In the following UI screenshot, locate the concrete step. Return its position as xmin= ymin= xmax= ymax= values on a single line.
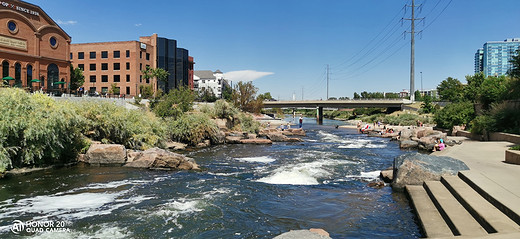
xmin=459 ymin=171 xmax=520 ymax=225
xmin=442 ymin=176 xmax=520 ymax=234
xmin=406 ymin=185 xmax=453 ymax=238
xmin=424 ymin=181 xmax=488 ymax=237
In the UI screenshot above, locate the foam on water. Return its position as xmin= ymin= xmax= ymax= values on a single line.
xmin=318 ymin=130 xmax=386 ymax=149
xmin=31 ymin=223 xmax=130 ymax=239
xmin=345 ymin=170 xmax=381 ymax=181
xmin=236 ymin=156 xmax=276 ymax=163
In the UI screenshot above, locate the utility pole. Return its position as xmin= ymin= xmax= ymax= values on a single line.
xmin=404 ymin=0 xmax=423 ymax=102
xmin=420 ymin=71 xmax=423 ymax=92
xmin=326 ymin=64 xmax=329 ymax=100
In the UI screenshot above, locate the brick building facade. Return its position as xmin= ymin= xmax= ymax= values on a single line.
xmin=0 ymin=0 xmax=71 ymax=92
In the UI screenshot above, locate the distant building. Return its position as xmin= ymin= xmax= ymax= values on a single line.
xmin=475 ymin=38 xmax=520 ymax=76
xmin=71 ymin=34 xmax=193 ymax=96
xmin=399 ymin=89 xmax=410 ymax=98
xmin=193 ymin=70 xmax=228 ymax=98
xmin=419 ymin=89 xmax=438 ymax=99
xmin=474 ymin=48 xmax=484 ymax=73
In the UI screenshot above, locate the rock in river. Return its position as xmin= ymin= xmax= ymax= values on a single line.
xmin=86 ymin=144 xmax=127 ymax=165
xmin=125 ymin=147 xmax=199 ymax=170
xmin=391 ymin=153 xmax=469 ymax=190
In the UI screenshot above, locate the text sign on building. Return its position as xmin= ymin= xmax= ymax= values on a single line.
xmin=0 ymin=1 xmax=39 ymax=16
xmin=0 ymin=35 xmax=27 ymax=50
xmin=140 ymin=43 xmax=146 ymax=50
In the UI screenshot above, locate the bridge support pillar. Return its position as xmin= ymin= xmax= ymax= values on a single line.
xmin=316 ymin=106 xmax=323 ymax=125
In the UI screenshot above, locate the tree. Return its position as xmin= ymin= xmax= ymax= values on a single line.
xmin=478 ymin=75 xmax=508 ymax=109
xmin=421 ymin=95 xmax=435 ymax=113
xmin=506 ymin=49 xmax=520 ymax=99
xmin=464 ymin=73 xmax=485 ymax=102
xmin=232 ymin=81 xmax=262 ymax=113
xmin=437 ymin=77 xmax=464 ymax=102
xmin=142 ymin=66 xmax=170 ymax=95
xmin=109 ymin=83 xmax=120 ymax=95
xmin=360 ymin=91 xmax=369 ymax=99
xmin=222 ymin=86 xmax=232 ymax=101
xmin=508 ymin=49 xmax=520 ymax=79
xmin=434 ymin=101 xmax=475 ymax=129
xmin=414 ymin=90 xmax=423 ymax=101
xmin=198 ymin=88 xmax=217 ymax=102
xmin=258 ymin=92 xmax=274 ymax=101
xmin=139 ymin=85 xmax=154 ymax=99
xmin=353 ymin=92 xmax=361 ymax=99
xmin=70 ymin=64 xmax=85 ymax=92
xmin=385 ymin=92 xmax=399 ymax=99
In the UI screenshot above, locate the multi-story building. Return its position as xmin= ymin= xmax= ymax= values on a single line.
xmin=71 ymin=34 xmax=193 ymax=97
xmin=474 ymin=48 xmax=484 ymax=73
xmin=70 ymin=41 xmax=154 ymax=96
xmin=419 ymin=89 xmax=438 ymax=99
xmin=1 ymin=0 xmax=71 ymax=93
xmin=475 ymin=38 xmax=520 ymax=76
xmin=193 ymin=70 xmax=228 ymax=98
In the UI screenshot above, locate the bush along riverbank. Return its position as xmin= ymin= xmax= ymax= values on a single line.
xmin=0 ymin=88 xmax=306 ymax=177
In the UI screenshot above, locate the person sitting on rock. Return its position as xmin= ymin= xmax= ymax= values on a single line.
xmin=433 ymin=139 xmax=446 ymax=151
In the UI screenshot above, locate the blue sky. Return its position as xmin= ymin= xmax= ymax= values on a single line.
xmin=31 ymin=0 xmax=520 ymax=100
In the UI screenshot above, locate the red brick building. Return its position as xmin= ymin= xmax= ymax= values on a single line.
xmin=0 ymin=0 xmax=71 ymax=92
xmin=70 ymin=41 xmax=155 ymax=97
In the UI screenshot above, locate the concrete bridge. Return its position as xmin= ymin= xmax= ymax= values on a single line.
xmin=263 ymin=99 xmax=412 ymax=123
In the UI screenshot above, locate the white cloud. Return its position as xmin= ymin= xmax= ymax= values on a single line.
xmin=224 ymin=70 xmax=274 ymax=82
xmin=56 ymin=20 xmax=77 ymax=25
xmin=135 ymin=23 xmax=142 ymax=27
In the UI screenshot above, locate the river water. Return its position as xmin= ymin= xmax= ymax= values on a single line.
xmin=0 ymin=117 xmax=420 ymax=238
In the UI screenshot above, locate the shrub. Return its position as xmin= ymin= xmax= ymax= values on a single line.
xmin=213 ymin=99 xmax=238 ymax=119
xmin=434 ymin=101 xmax=475 ymax=129
xmin=153 ymin=86 xmax=195 ymax=119
xmin=510 ymin=145 xmax=520 ymax=151
xmin=470 ymin=115 xmax=495 ymax=134
xmin=0 ymin=89 xmax=83 ymax=173
xmin=168 ymin=113 xmax=219 ymax=146
xmin=235 ymin=113 xmax=260 ymax=133
xmin=75 ymin=101 xmax=167 ymax=150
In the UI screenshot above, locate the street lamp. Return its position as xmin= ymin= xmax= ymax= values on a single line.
xmin=420 ymin=71 xmax=423 ymax=93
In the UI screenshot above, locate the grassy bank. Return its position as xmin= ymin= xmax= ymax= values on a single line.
xmin=0 ymin=89 xmax=258 ymax=174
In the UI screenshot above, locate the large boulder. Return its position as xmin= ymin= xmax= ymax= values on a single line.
xmin=225 ymin=136 xmax=243 ymax=144
xmin=399 ymin=128 xmax=415 ymax=140
xmin=267 ymin=133 xmax=288 ymax=142
xmin=399 ymin=140 xmax=419 ymax=149
xmin=240 ymin=138 xmax=272 ymax=144
xmin=274 ymin=229 xmax=331 ymax=239
xmin=86 ymin=144 xmax=127 ymax=165
xmin=165 ymin=141 xmax=187 ymax=150
xmin=391 ymin=153 xmax=469 ymax=190
xmin=282 ymin=128 xmax=306 ymax=136
xmin=125 ymin=147 xmax=199 ymax=170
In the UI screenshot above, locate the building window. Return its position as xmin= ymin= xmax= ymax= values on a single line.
xmin=126 ymin=86 xmax=130 ymax=95
xmin=146 ymin=53 xmax=150 ymax=60
xmin=7 ymin=20 xmax=18 ymax=34
xmin=101 ymin=51 xmax=108 ymax=58
xmin=26 ymin=65 xmax=33 ymax=85
xmin=126 ymin=62 xmax=130 ymax=70
xmin=89 ymin=64 xmax=96 ymax=71
xmin=114 ymin=75 xmax=120 ymax=82
xmin=140 ymin=63 xmax=142 ymax=70
xmin=102 ymin=75 xmax=108 ymax=82
xmin=101 ymin=87 xmax=108 ymax=94
xmin=146 ymin=78 xmax=149 ymax=84
xmin=89 ymin=87 xmax=96 ymax=93
xmin=50 ymin=37 xmax=58 ymax=48
xmin=78 ymin=52 xmax=84 ymax=59
xmin=140 ymin=51 xmax=142 ymax=59
xmin=70 ymin=53 xmax=73 ymax=59
xmin=101 ymin=63 xmax=108 ymax=71
xmin=126 ymin=50 xmax=130 ymax=58
xmin=78 ymin=64 xmax=84 ymax=70
xmin=114 ymin=63 xmax=120 ymax=70
xmin=114 ymin=51 xmax=120 ymax=58
xmin=140 ymin=75 xmax=142 ymax=83
xmin=126 ymin=74 xmax=130 ymax=82
xmin=89 ymin=51 xmax=96 ymax=59
xmin=90 ymin=75 xmax=96 ymax=82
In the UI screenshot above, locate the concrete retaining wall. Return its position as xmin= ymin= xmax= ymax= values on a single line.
xmin=505 ymin=150 xmax=520 ymax=165
xmin=456 ymin=131 xmax=520 ymax=144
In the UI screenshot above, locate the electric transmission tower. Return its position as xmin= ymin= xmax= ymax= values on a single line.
xmin=403 ymin=0 xmax=423 ymax=102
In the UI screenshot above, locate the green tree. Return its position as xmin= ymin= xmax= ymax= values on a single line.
xmin=506 ymin=49 xmax=520 ymax=99
xmin=478 ymin=75 xmax=508 ymax=109
xmin=258 ymin=92 xmax=274 ymax=101
xmin=421 ymin=95 xmax=435 ymax=113
xmin=414 ymin=90 xmax=423 ymax=101
xmin=222 ymin=86 xmax=232 ymax=101
xmin=232 ymin=81 xmax=262 ymax=113
xmin=437 ymin=77 xmax=464 ymax=102
xmin=198 ymin=88 xmax=217 ymax=102
xmin=508 ymin=49 xmax=520 ymax=79
xmin=434 ymin=101 xmax=475 ymax=129
xmin=353 ymin=92 xmax=361 ymax=99
xmin=464 ymin=72 xmax=485 ymax=102
xmin=70 ymin=64 xmax=85 ymax=92
xmin=139 ymin=85 xmax=154 ymax=99
xmin=142 ymin=66 xmax=170 ymax=95
xmin=154 ymin=86 xmax=195 ymax=119
xmin=109 ymin=83 xmax=120 ymax=95
xmin=385 ymin=92 xmax=399 ymax=99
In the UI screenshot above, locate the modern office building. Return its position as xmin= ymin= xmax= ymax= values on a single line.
xmin=475 ymin=38 xmax=520 ymax=76
xmin=1 ymin=0 xmax=71 ymax=92
xmin=71 ymin=34 xmax=193 ymax=96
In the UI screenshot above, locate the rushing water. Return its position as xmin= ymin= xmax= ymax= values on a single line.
xmin=0 ymin=117 xmax=420 ymax=238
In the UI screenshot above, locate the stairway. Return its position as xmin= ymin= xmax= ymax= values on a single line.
xmin=406 ymin=171 xmax=520 ymax=238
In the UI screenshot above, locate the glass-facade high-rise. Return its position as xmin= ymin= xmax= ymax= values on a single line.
xmin=156 ymin=37 xmax=177 ymax=92
xmin=474 ymin=48 xmax=483 ymax=73
xmin=176 ymin=48 xmax=189 ymax=88
xmin=480 ymin=38 xmax=520 ymax=77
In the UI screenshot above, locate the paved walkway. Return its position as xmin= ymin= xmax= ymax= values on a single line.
xmin=432 ymin=137 xmax=520 ymax=216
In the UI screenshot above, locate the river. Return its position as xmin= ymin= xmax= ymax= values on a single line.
xmin=0 ymin=117 xmax=420 ymax=238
